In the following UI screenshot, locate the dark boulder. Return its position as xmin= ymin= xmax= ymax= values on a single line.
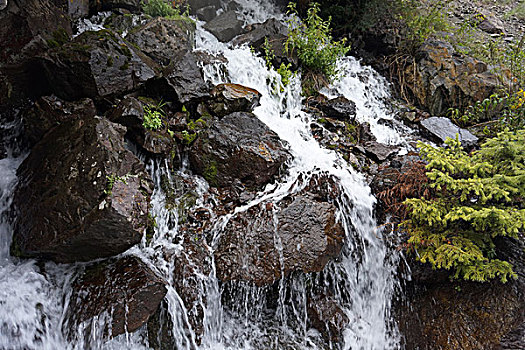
xmin=21 ymin=95 xmax=96 ymax=147
xmin=307 ymin=295 xmax=349 ymax=344
xmin=160 ymin=51 xmax=211 ymax=106
xmin=214 ymin=175 xmax=345 ymax=286
xmin=41 ymin=29 xmax=155 ymax=101
xmin=232 ymin=18 xmax=295 ymax=68
xmin=196 ymin=5 xmax=217 ymax=22
xmin=11 ymin=116 xmax=152 ymax=262
xmin=126 ymin=17 xmax=195 ymax=67
xmin=108 ymin=96 xmax=178 ymax=159
xmin=189 ymin=112 xmax=290 ymax=189
xmin=66 ymin=256 xmax=167 ymax=340
xmin=206 ymin=83 xmax=261 ymax=117
xmin=362 ymin=141 xmax=399 ymax=163
xmin=203 ymin=10 xmax=243 ymax=42
xmin=0 ymin=0 xmax=72 ymax=65
xmin=0 ymin=0 xmax=72 ymax=103
xmin=187 ymin=0 xmax=218 ymax=14
xmin=420 ymin=116 xmax=478 ymax=147
xmin=91 ymin=0 xmax=142 ymax=13
xmin=397 ymin=237 xmax=525 ymax=350
xmin=316 ymin=96 xmax=357 ymax=121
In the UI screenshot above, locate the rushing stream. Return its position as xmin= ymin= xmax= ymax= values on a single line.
xmin=0 ymin=1 xmax=409 ymax=349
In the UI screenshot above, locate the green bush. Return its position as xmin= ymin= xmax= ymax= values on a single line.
xmin=403 ymin=129 xmax=525 ymax=282
xmin=285 ymin=2 xmax=350 ymax=81
xmin=142 ymin=0 xmax=179 ymax=17
xmin=143 ymin=103 xmax=164 ymax=130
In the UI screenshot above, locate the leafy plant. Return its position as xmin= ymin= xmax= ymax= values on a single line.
xmin=142 ymin=0 xmax=179 ymax=17
xmin=402 ymin=130 xmax=525 ymax=283
xmin=143 ymin=102 xmax=164 ymax=130
xmin=104 ymin=174 xmax=131 ymax=196
xmin=285 ymin=2 xmax=350 ymax=81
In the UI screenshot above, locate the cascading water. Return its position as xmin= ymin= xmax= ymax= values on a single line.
xmin=0 ymin=1 xmax=408 ymax=349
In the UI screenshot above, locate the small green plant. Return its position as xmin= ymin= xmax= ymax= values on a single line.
xmin=142 ymin=0 xmax=179 ymax=17
xmin=285 ymin=2 xmax=350 ymax=81
xmin=143 ymin=102 xmax=164 ymax=130
xmin=181 ymin=130 xmax=196 ymax=145
xmin=402 ymin=129 xmax=525 ymax=283
xmin=263 ymin=37 xmax=276 ymax=69
xmin=104 ymin=174 xmax=130 ymax=196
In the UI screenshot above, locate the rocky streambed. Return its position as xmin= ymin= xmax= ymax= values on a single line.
xmin=0 ymin=0 xmax=523 ymax=349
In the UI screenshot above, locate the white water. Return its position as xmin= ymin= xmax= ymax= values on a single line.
xmin=0 ymin=1 xmax=404 ymax=349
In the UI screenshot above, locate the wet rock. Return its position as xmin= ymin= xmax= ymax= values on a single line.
xmin=189 ymin=112 xmax=290 ymax=189
xmin=126 ymin=17 xmax=195 ymax=67
xmin=91 ymin=0 xmax=142 ymax=13
xmin=147 ymin=300 xmax=177 ymax=350
xmin=405 ymin=39 xmax=501 ymax=116
xmin=41 ymin=29 xmax=155 ymax=101
xmin=162 ymin=51 xmax=211 ymax=106
xmin=420 ymin=116 xmax=478 ymax=147
xmin=232 ymin=18 xmax=295 ymax=68
xmin=363 ymin=141 xmax=399 ymax=163
xmin=0 ymin=0 xmax=72 ymax=64
xmin=67 ymin=0 xmax=90 ymax=20
xmin=21 ymin=95 xmax=96 ymax=147
xmin=108 ymin=96 xmax=177 ymax=158
xmin=316 ymin=96 xmax=357 ymax=121
xmin=11 ymin=116 xmax=152 ymax=263
xmin=215 ymin=175 xmax=345 ymax=286
xmin=232 ymin=18 xmax=287 ymax=48
xmin=307 ymin=295 xmax=349 ymax=344
xmin=187 ymin=0 xmax=218 ymax=13
xmin=203 ymin=10 xmax=243 ymax=42
xmin=206 ymin=83 xmax=261 ymax=117
xmin=398 ymin=238 xmax=525 ymax=350
xmin=196 ymin=5 xmax=217 ymax=22
xmin=66 ymin=256 xmax=167 ymax=340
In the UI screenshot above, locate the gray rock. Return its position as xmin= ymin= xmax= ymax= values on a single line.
xmin=187 ymin=0 xmax=218 ymax=14
xmin=196 ymin=5 xmax=217 ymax=22
xmin=203 ymin=10 xmax=243 ymax=42
xmin=164 ymin=51 xmax=211 ymax=105
xmin=11 ymin=116 xmax=152 ymax=262
xmin=363 ymin=141 xmax=399 ymax=162
xmin=126 ymin=17 xmax=195 ymax=67
xmin=420 ymin=116 xmax=478 ymax=147
xmin=317 ymin=96 xmax=357 ymax=121
xmin=189 ymin=112 xmax=290 ymax=189
xmin=42 ymin=30 xmax=155 ymax=100
xmin=66 ymin=256 xmax=167 ymax=340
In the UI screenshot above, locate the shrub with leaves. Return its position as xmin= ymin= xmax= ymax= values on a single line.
xmin=285 ymin=2 xmax=350 ymax=81
xmin=143 ymin=103 xmax=164 ymax=130
xmin=402 ymin=129 xmax=525 ymax=283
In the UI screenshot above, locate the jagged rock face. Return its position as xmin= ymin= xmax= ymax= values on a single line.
xmin=21 ymin=95 xmax=96 ymax=147
xmin=405 ymin=39 xmax=501 ymax=116
xmin=397 ymin=238 xmax=525 ymax=350
xmin=11 ymin=116 xmax=152 ymax=262
xmin=41 ymin=29 xmax=155 ymax=101
xmin=161 ymin=51 xmax=211 ymax=106
xmin=189 ymin=111 xmax=290 ymax=189
xmin=66 ymin=256 xmax=167 ymax=340
xmin=202 ymin=10 xmax=243 ymax=42
xmin=315 ymin=96 xmax=357 ymax=121
xmin=206 ymin=83 xmax=262 ymax=117
xmin=215 ymin=175 xmax=345 ymax=287
xmin=0 ymin=0 xmax=72 ymax=64
xmin=126 ymin=17 xmax=195 ymax=68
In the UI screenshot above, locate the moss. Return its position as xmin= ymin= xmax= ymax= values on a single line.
xmin=145 ymin=213 xmax=157 ymax=244
xmin=203 ymin=160 xmax=218 ymax=187
xmin=107 ymin=56 xmax=114 ymax=67
xmin=119 ymin=60 xmax=130 ymax=71
xmin=9 ymin=236 xmax=23 ymax=258
xmin=177 ymin=193 xmax=198 ymax=224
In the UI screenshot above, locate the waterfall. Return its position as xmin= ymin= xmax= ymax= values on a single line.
xmin=0 ymin=1 xmax=406 ymax=349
